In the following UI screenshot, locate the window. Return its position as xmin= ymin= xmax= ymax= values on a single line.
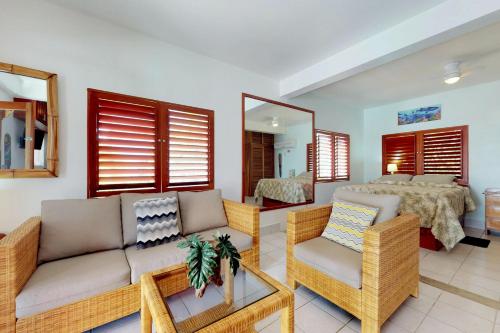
xmin=87 ymin=89 xmax=214 ymax=197
xmin=315 ymin=130 xmax=350 ymax=182
xmin=306 ymin=143 xmax=313 ymax=172
xmin=382 ymin=125 xmax=468 ymax=185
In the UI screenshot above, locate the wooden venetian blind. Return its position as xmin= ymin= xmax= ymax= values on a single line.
xmin=88 ymin=90 xmax=160 ymax=197
xmin=421 ymin=126 xmax=467 ymax=182
xmin=306 ymin=143 xmax=313 ymax=172
xmin=334 ymin=134 xmax=350 ymax=181
xmin=382 ymin=134 xmax=417 ymax=175
xmin=164 ymin=105 xmax=214 ymax=191
xmin=316 ymin=130 xmax=350 ymax=182
xmin=381 ymin=125 xmax=468 ymax=184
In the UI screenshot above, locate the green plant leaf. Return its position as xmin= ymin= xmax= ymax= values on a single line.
xmin=214 ymin=233 xmax=241 ymax=276
xmin=183 ymin=235 xmax=218 ymax=289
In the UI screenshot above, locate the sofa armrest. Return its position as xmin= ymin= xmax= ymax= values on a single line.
xmin=0 ymin=217 xmax=41 ymax=330
xmin=361 ymin=213 xmax=420 ymax=324
xmin=223 ymin=199 xmax=259 ymax=238
xmin=287 ymin=204 xmax=332 ymax=246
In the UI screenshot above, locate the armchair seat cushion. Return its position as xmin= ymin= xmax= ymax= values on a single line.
xmin=16 ymin=250 xmax=130 ymax=318
xmin=125 ymin=239 xmax=188 ymax=283
xmin=294 ymin=237 xmax=362 ymax=289
xmin=193 ymin=227 xmax=253 ymax=252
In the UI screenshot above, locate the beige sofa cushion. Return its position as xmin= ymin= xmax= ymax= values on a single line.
xmin=121 ymin=191 xmax=180 ymax=247
xmin=294 ymin=237 xmax=362 ymax=289
xmin=16 ymin=250 xmax=130 ymax=318
xmin=193 ymin=227 xmax=253 ymax=252
xmin=125 ymin=239 xmax=188 ymax=283
xmin=178 ymin=189 xmax=228 ymax=236
xmin=39 ymin=196 xmax=123 ymax=264
xmin=333 ymin=189 xmax=400 ymax=224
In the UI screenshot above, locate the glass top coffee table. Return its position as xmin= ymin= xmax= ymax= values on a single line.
xmin=140 ymin=262 xmax=294 ymax=333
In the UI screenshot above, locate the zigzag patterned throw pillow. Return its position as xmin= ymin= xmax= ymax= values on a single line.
xmin=321 ymin=200 xmax=379 ymax=252
xmin=133 ymin=197 xmax=181 ymax=249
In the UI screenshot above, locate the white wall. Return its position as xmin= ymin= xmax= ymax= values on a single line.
xmin=363 ymin=80 xmax=500 ymax=228
xmin=274 ymin=121 xmax=312 ymax=178
xmin=0 ymin=0 xmax=278 ymax=232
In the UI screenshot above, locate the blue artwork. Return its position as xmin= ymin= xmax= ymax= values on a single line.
xmin=398 ymin=105 xmax=441 ymax=125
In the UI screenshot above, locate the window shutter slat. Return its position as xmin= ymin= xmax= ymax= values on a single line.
xmin=88 ymin=90 xmax=160 ymax=197
xmin=334 ymin=134 xmax=350 ymax=181
xmin=382 ymin=134 xmax=416 ymax=174
xmin=165 ymin=107 xmax=214 ymax=190
xmin=316 ymin=131 xmax=333 ymax=181
xmin=422 ymin=128 xmax=465 ymax=180
xmin=307 ymin=143 xmax=313 ymax=172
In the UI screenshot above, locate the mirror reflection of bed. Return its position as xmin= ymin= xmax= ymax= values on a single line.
xmin=242 ymin=94 xmax=314 ymax=210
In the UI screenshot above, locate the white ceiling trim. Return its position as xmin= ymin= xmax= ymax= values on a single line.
xmin=280 ymin=0 xmax=500 ymax=98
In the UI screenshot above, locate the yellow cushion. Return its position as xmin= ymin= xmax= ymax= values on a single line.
xmin=321 ymin=200 xmax=379 ymax=252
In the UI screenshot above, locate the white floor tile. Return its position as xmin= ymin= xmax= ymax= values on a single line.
xmin=416 ymin=316 xmax=462 ymax=333
xmin=258 ymin=318 xmax=304 ymax=333
xmin=403 ymin=294 xmax=435 ymax=314
xmin=311 ymin=296 xmax=353 ymax=323
xmin=295 ymin=302 xmax=344 ymax=333
xmin=428 ymin=301 xmax=494 ymax=333
xmin=438 ymin=291 xmax=496 ymax=322
xmin=387 ymin=304 xmax=426 ymax=332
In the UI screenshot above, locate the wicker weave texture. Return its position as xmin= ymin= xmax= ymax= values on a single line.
xmin=1 ymin=200 xmax=259 ymax=333
xmin=141 ymin=263 xmax=294 ymax=333
xmin=287 ymin=205 xmax=420 ymax=333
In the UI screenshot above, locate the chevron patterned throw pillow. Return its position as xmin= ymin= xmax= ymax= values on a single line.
xmin=133 ymin=196 xmax=181 ymax=249
xmin=321 ymin=200 xmax=379 ymax=252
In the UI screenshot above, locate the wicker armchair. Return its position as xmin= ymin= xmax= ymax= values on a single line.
xmin=0 ymin=199 xmax=259 ymax=333
xmin=287 ymin=204 xmax=420 ymax=333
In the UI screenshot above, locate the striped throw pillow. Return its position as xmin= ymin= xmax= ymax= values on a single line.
xmin=321 ymin=200 xmax=379 ymax=252
xmin=134 ymin=197 xmax=181 ymax=249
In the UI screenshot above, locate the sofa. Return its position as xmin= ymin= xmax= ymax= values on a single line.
xmin=286 ymin=189 xmax=420 ymax=333
xmin=0 ymin=189 xmax=260 ymax=333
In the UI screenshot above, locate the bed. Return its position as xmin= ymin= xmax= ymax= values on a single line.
xmin=339 ymin=180 xmax=476 ymax=250
xmin=254 ymin=172 xmax=313 ymax=205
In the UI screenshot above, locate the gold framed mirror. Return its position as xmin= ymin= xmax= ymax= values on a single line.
xmin=0 ymin=62 xmax=58 ymax=178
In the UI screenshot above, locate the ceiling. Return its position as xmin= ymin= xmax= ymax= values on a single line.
xmin=46 ymin=0 xmax=446 ymax=79
xmin=310 ymin=21 xmax=500 ymax=109
xmin=245 ymin=101 xmax=312 ymax=128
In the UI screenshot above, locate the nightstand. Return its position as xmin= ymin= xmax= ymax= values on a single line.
xmin=485 ymin=188 xmax=500 ymax=234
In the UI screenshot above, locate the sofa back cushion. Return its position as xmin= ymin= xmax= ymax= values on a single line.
xmin=39 ymin=196 xmax=122 ymax=264
xmin=178 ymin=189 xmax=228 ymax=236
xmin=121 ymin=191 xmax=180 ymax=247
xmin=333 ymin=189 xmax=401 ymax=224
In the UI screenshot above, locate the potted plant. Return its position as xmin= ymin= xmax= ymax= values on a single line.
xmin=177 ymin=232 xmax=241 ymax=298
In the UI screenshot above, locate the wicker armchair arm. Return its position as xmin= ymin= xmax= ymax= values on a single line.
xmin=0 ymin=217 xmax=41 ymax=296
xmin=223 ymin=200 xmax=259 ymax=238
xmin=287 ymin=204 xmax=332 ymax=245
xmin=362 ymin=213 xmax=420 ymax=323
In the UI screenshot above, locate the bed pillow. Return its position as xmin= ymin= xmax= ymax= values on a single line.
xmin=134 ymin=197 xmax=181 ymax=249
xmin=321 ymin=200 xmax=379 ymax=252
xmin=178 ymin=189 xmax=228 ymax=236
xmin=411 ymin=174 xmax=455 ymax=184
xmin=372 ymin=174 xmax=413 ymax=182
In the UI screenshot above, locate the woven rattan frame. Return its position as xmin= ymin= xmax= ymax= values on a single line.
xmin=0 ymin=199 xmax=259 ymax=333
xmin=287 ymin=204 xmax=420 ymax=333
xmin=141 ymin=263 xmax=294 ymax=333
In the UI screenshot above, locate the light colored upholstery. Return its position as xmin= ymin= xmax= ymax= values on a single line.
xmin=16 ymin=250 xmax=130 ymax=318
xmin=411 ymin=174 xmax=455 ymax=184
xmin=39 ymin=196 xmax=123 ymax=264
xmin=121 ymin=191 xmax=180 ymax=247
xmin=294 ymin=237 xmax=362 ymax=289
xmin=192 ymin=226 xmax=253 ymax=252
xmin=125 ymin=239 xmax=188 ymax=283
xmin=178 ymin=189 xmax=228 ymax=235
xmin=374 ymin=174 xmax=413 ymax=182
xmin=333 ymin=189 xmax=401 ymax=224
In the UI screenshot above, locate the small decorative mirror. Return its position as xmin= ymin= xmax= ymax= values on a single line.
xmin=0 ymin=62 xmax=58 ymax=178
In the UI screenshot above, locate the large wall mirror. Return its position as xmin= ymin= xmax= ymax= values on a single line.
xmin=0 ymin=62 xmax=58 ymax=178
xmin=242 ymin=93 xmax=315 ymax=211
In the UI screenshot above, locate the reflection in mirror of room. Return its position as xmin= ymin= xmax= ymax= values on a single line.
xmin=0 ymin=71 xmax=49 ymax=171
xmin=243 ymin=95 xmax=314 ymax=210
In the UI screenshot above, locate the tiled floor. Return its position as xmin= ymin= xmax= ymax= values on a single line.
xmin=92 ymin=230 xmax=500 ymax=333
xmin=420 ymin=227 xmax=500 ymax=301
